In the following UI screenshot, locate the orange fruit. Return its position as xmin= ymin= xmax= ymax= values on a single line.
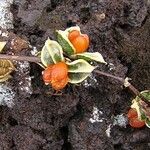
xmin=51 ymin=76 xmax=68 ymax=91
xmin=129 ymin=117 xmax=145 ymax=128
xmin=82 ymin=34 xmax=89 ymax=49
xmin=68 ymin=30 xmax=80 ymax=42
xmin=42 ymin=65 xmax=53 ymax=84
xmin=71 ymin=35 xmax=89 ymax=53
xmin=68 ymin=30 xmax=89 ymax=53
xmin=51 ymin=62 xmax=68 ymax=81
xmin=50 ymin=62 xmax=68 ymax=90
xmin=127 ymin=108 xmax=138 ymax=119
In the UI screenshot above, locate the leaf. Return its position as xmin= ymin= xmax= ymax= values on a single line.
xmin=0 ymin=59 xmax=15 ymax=82
xmin=71 ymin=52 xmax=107 ymax=64
xmin=56 ymin=31 xmax=75 ymax=56
xmin=56 ymin=26 xmax=80 ymax=55
xmin=67 ymin=59 xmax=95 ymax=73
xmin=140 ymin=112 xmax=147 ymax=120
xmin=68 ymin=73 xmax=91 ymax=84
xmin=145 ymin=119 xmax=150 ymax=128
xmin=46 ymin=39 xmax=64 ymax=63
xmin=67 ymin=59 xmax=95 ymax=84
xmin=138 ymin=91 xmax=150 ymax=120
xmin=41 ymin=45 xmax=53 ymax=67
xmin=41 ymin=39 xmax=64 ymax=67
xmin=131 ymin=90 xmax=150 ymax=121
xmin=0 ymin=41 xmax=7 ymax=52
xmin=139 ymin=101 xmax=150 ymax=120
xmin=65 ymin=26 xmax=80 ymax=33
xmin=0 ymin=75 xmax=11 ymax=82
xmin=140 ymin=90 xmax=150 ymax=101
xmin=131 ymin=99 xmax=142 ymax=119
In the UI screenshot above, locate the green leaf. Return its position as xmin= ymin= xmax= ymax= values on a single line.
xmin=41 ymin=39 xmax=64 ymax=67
xmin=41 ymin=44 xmax=54 ymax=67
xmin=56 ymin=26 xmax=80 ymax=56
xmin=145 ymin=119 xmax=150 ymax=128
xmin=45 ymin=39 xmax=64 ymax=63
xmin=71 ymin=52 xmax=107 ymax=64
xmin=140 ymin=111 xmax=147 ymax=120
xmin=140 ymin=90 xmax=150 ymax=101
xmin=68 ymin=73 xmax=91 ymax=84
xmin=67 ymin=59 xmax=95 ymax=84
xmin=67 ymin=59 xmax=95 ymax=73
xmin=131 ymin=90 xmax=150 ymax=121
xmin=56 ymin=30 xmax=75 ymax=56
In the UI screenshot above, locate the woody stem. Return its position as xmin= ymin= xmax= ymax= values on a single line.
xmin=94 ymin=70 xmax=150 ymax=105
xmin=0 ymin=54 xmax=149 ymax=105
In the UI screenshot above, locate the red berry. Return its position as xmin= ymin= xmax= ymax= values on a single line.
xmin=127 ymin=108 xmax=138 ymax=119
xmin=129 ymin=117 xmax=145 ymax=128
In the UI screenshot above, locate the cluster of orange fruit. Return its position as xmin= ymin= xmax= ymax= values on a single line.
xmin=42 ymin=30 xmax=89 ymax=90
xmin=42 ymin=29 xmax=147 ymax=129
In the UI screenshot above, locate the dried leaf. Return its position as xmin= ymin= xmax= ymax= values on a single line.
xmin=0 ymin=59 xmax=15 ymax=82
xmin=0 ymin=41 xmax=7 ymax=52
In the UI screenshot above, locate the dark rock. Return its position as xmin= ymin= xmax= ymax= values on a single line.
xmin=0 ymin=0 xmax=149 ymax=149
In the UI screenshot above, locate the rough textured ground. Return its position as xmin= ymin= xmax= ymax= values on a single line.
xmin=0 ymin=0 xmax=150 ymax=149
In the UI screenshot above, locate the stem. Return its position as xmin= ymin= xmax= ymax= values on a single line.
xmin=94 ymin=70 xmax=150 ymax=106
xmin=0 ymin=54 xmax=41 ymax=63
xmin=93 ymin=70 xmax=124 ymax=83
xmin=0 ymin=54 xmax=149 ymax=105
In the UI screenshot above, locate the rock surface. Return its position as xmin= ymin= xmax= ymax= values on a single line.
xmin=0 ymin=0 xmax=149 ymax=149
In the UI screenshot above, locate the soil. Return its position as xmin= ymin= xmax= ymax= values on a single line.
xmin=0 ymin=0 xmax=150 ymax=149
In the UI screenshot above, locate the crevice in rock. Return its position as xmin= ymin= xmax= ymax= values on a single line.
xmin=7 ymin=116 xmax=18 ymax=126
xmin=60 ymin=126 xmax=72 ymax=150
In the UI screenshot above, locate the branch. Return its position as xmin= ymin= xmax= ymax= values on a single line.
xmin=94 ymin=70 xmax=150 ymax=106
xmin=0 ymin=54 xmax=41 ymax=63
xmin=0 ymin=54 xmax=149 ymax=105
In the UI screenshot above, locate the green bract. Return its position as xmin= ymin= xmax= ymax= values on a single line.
xmin=146 ymin=119 xmax=150 ymax=128
xmin=56 ymin=26 xmax=80 ymax=56
xmin=71 ymin=52 xmax=107 ymax=64
xmin=68 ymin=73 xmax=92 ymax=84
xmin=67 ymin=59 xmax=95 ymax=83
xmin=131 ymin=90 xmax=150 ymax=128
xmin=41 ymin=39 xmax=64 ymax=66
xmin=40 ymin=26 xmax=107 ymax=88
